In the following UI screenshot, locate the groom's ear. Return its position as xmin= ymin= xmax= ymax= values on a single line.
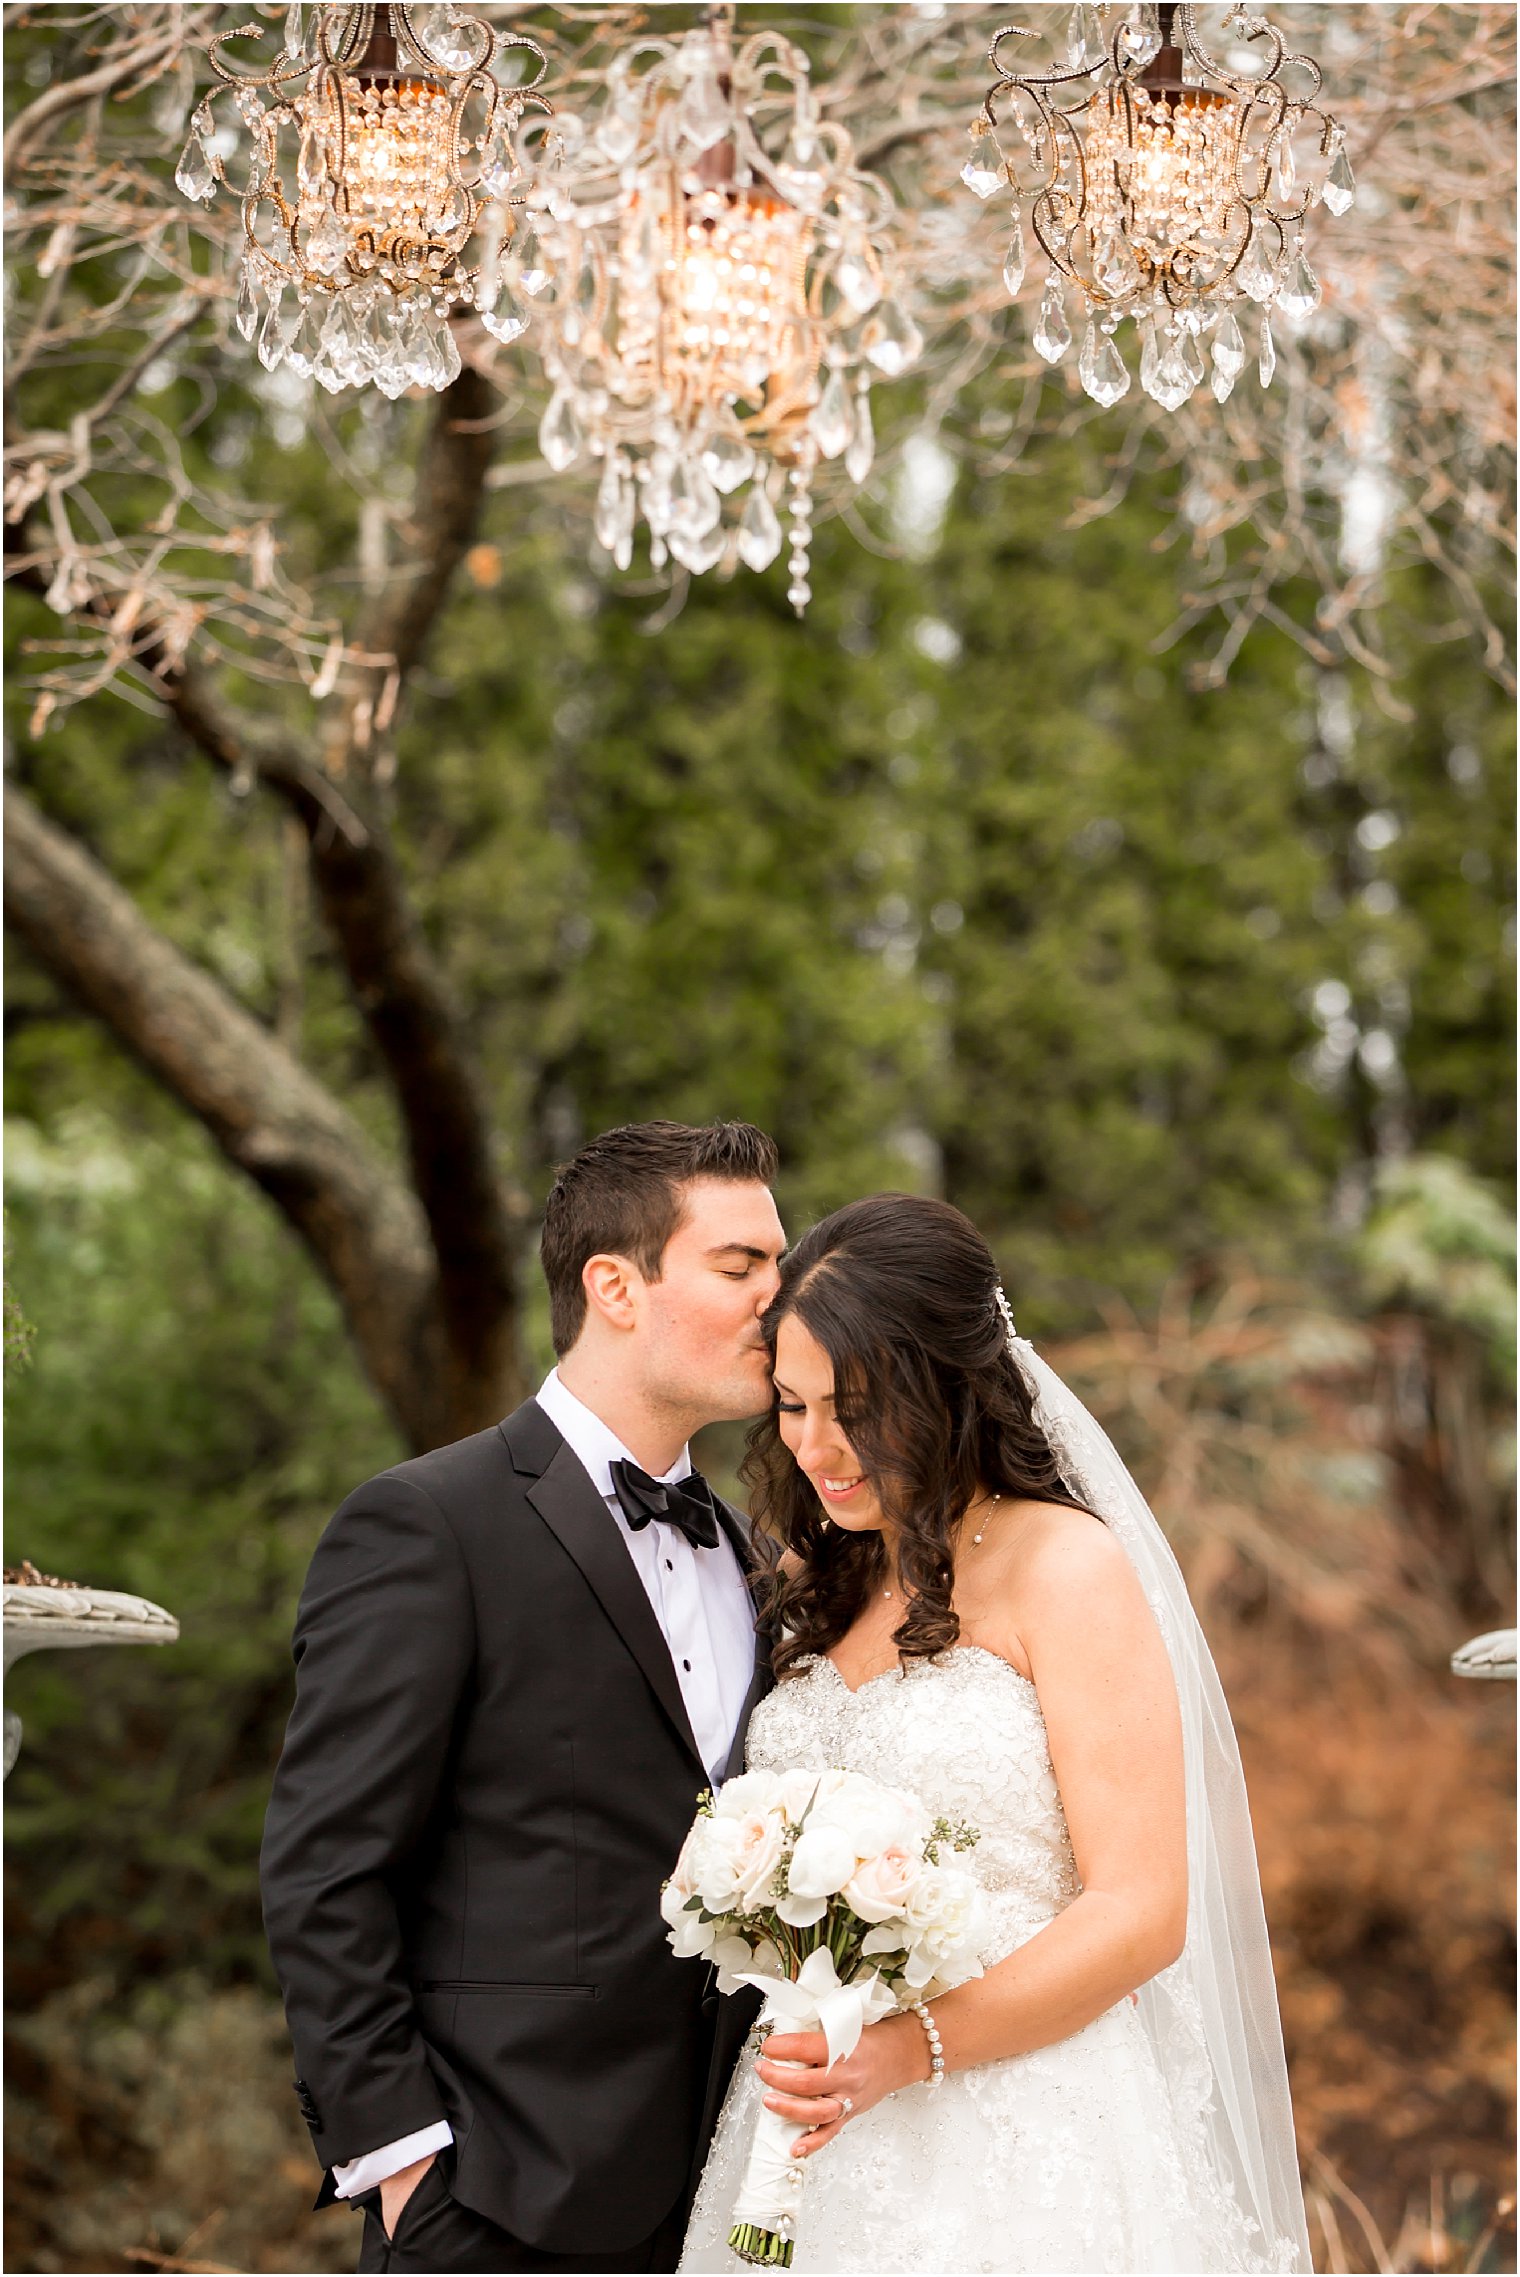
xmin=581 ymin=1250 xmax=643 ymax=1333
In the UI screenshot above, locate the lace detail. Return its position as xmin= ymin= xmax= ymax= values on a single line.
xmin=681 ymin=1649 xmax=1297 ymax=2275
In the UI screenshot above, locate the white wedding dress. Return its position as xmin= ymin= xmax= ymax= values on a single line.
xmin=680 ymin=1644 xmax=1299 ymax=2276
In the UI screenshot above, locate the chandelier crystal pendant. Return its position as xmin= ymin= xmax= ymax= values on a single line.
xmin=966 ymin=1 xmax=1352 ymax=413
xmin=515 ymin=9 xmax=922 ymax=612
xmin=179 ymin=4 xmax=550 ymax=397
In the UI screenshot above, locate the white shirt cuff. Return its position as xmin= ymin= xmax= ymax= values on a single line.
xmin=331 ymin=2121 xmax=455 ymax=2198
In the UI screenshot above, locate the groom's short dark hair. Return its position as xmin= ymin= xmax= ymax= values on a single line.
xmin=541 ymin=1120 xmax=779 ymax=1355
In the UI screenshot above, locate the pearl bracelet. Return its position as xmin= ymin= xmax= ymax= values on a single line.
xmin=908 ymin=1999 xmax=945 ymax=2087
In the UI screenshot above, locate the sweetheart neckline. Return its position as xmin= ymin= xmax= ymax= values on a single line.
xmin=815 ymin=1641 xmax=1038 ymax=1700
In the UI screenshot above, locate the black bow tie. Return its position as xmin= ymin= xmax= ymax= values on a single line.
xmin=609 ymin=1459 xmax=721 ymax=1552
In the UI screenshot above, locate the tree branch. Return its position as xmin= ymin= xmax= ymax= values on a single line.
xmin=156 ymin=371 xmax=522 ymax=1421
xmin=3 ymin=784 xmax=457 ymax=1453
xmin=3 ymin=17 xmax=183 ymax=174
xmin=354 ymin=357 xmax=500 ymax=687
xmin=10 ymin=381 xmax=525 ymax=1428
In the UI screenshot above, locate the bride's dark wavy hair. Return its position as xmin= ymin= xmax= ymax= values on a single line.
xmin=745 ymin=1194 xmax=1092 ymax=1681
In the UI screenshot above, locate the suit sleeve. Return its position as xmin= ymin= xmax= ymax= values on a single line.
xmin=259 ymin=1472 xmax=475 ymax=2167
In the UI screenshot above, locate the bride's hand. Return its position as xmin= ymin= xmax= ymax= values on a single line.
xmin=755 ymin=2016 xmax=928 ymax=2160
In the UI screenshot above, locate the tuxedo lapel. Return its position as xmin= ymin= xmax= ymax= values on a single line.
xmin=505 ymin=1410 xmax=705 ymax=1777
xmin=714 ymin=1498 xmax=777 ymax=1784
xmin=714 ymin=1498 xmax=772 ymax=1606
xmin=718 ymin=1651 xmax=773 ymax=1784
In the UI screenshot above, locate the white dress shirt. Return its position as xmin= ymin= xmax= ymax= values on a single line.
xmin=534 ymin=1368 xmax=757 ymax=1779
xmin=332 ymin=1372 xmax=758 ymax=2199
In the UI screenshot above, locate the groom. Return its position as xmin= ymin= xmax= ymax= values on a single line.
xmin=260 ymin=1119 xmax=786 ymax=2273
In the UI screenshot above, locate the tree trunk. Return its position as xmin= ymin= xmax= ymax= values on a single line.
xmin=4 ymin=787 xmax=521 ymax=1451
xmin=6 ymin=364 xmax=527 ymax=1450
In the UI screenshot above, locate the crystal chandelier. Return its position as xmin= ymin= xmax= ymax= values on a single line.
xmin=178 ymin=5 xmax=549 ymax=397
xmin=964 ymin=2 xmax=1354 ymax=412
xmin=514 ymin=11 xmax=923 ymax=610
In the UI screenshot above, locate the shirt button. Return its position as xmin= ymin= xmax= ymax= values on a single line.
xmin=666 ymin=1559 xmax=673 ymax=1571
xmin=682 ymin=1659 xmax=692 ymax=1672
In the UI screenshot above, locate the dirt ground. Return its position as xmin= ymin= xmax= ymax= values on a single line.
xmin=1228 ymin=1631 xmax=1515 ymax=2274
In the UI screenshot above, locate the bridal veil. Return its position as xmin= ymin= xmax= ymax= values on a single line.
xmin=1006 ymin=1319 xmax=1313 ymax=2274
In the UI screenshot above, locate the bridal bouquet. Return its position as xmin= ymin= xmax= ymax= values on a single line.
xmin=663 ymin=1767 xmax=986 ymax=2268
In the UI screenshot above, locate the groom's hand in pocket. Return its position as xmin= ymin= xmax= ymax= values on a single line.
xmin=380 ymin=2152 xmax=436 ymax=2239
xmin=756 ymin=2017 xmax=929 ymax=2160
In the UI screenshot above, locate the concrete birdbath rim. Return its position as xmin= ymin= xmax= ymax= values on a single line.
xmin=4 ymin=1563 xmax=179 ymax=1673
xmin=4 ymin=1564 xmax=180 ymax=1773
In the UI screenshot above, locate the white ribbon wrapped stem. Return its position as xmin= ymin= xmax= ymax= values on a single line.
xmin=729 ymin=1951 xmax=897 ymax=2239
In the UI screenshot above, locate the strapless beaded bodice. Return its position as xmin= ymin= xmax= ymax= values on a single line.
xmin=745 ymin=1644 xmax=1081 ymax=1957
xmin=686 ymin=1644 xmax=1296 ymax=2274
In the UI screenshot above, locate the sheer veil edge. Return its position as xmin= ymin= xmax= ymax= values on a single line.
xmin=1010 ymin=1331 xmax=1313 ymax=2275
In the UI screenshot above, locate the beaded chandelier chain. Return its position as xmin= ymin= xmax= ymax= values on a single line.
xmin=964 ymin=1 xmax=1353 ymax=411
xmin=513 ymin=10 xmax=923 ymax=610
xmin=177 ymin=3 xmax=549 ymax=397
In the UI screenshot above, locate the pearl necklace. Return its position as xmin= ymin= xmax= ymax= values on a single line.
xmin=883 ymin=1493 xmax=1002 ymax=1599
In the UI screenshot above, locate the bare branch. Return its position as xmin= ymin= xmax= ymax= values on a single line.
xmin=164 ymin=372 xmax=520 ymax=1403
xmin=3 ymin=4 xmax=1513 ymax=694
xmin=352 ymin=361 xmax=500 ymax=692
xmin=10 ymin=450 xmax=525 ymax=1434
xmin=3 ymin=13 xmax=183 ymax=172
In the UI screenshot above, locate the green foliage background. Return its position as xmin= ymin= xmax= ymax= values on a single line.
xmin=3 ymin=196 xmax=1514 ymax=2260
xmin=7 ymin=389 xmax=1513 ymax=1995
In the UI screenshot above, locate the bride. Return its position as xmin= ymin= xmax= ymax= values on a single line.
xmin=681 ymin=1194 xmax=1310 ymax=2275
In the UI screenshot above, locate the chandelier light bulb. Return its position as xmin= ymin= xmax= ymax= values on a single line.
xmin=515 ymin=10 xmax=921 ymax=611
xmin=970 ymin=1 xmax=1351 ymax=414
xmin=179 ymin=3 xmax=550 ymax=397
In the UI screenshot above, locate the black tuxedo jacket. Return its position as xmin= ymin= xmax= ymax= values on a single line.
xmin=259 ymin=1398 xmax=775 ymax=2254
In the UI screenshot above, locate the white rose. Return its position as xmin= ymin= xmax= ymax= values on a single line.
xmin=806 ymin=1768 xmax=879 ymax=1816
xmin=715 ymin=1936 xmax=775 ymax=1998
xmin=775 ymin=1767 xmax=847 ymax=1825
xmin=808 ymin=1777 xmax=928 ymax=1863
xmin=667 ymin=1820 xmax=705 ymax=1905
xmin=902 ymin=1864 xmax=968 ymax=1936
xmin=688 ymin=1817 xmax=749 ymax=1914
xmin=712 ymin=1771 xmax=781 ymax=1822
xmin=764 ymin=1757 xmax=851 ymax=1830
xmin=747 ymin=1936 xmax=785 ymax=1981
xmin=786 ymin=1823 xmax=857 ymax=1902
xmin=902 ymin=1867 xmax=987 ymax=1986
xmin=661 ymin=1882 xmax=718 ymax=1959
xmin=670 ymin=1914 xmax=718 ymax=1959
xmin=730 ymin=1805 xmax=788 ymax=1911
xmin=661 ymin=1876 xmax=691 ymax=1930
xmin=841 ymin=1842 xmax=925 ymax=1925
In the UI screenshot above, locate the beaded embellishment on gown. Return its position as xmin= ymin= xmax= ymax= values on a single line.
xmin=680 ymin=1647 xmax=1297 ymax=2276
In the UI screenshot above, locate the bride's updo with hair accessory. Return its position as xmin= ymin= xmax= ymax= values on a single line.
xmin=744 ymin=1193 xmax=1092 ymax=1681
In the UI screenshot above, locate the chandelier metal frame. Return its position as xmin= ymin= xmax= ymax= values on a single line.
xmin=967 ymin=2 xmax=1353 ymax=410
xmin=180 ymin=4 xmax=550 ymax=394
xmin=514 ymin=8 xmax=923 ymax=607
